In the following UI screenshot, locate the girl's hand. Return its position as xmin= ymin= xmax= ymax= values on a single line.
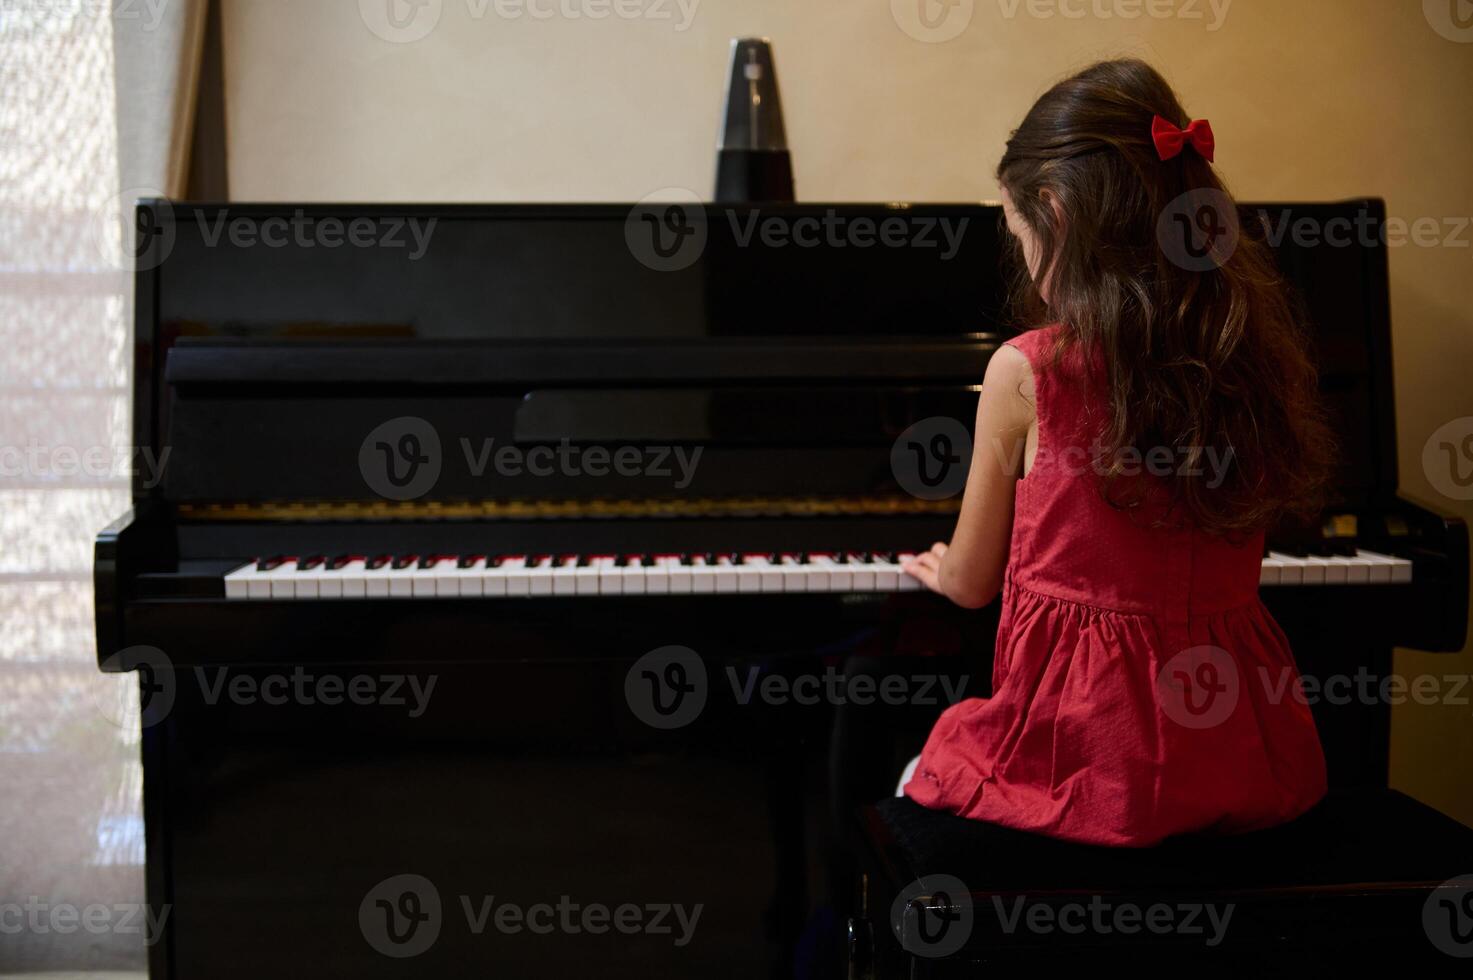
xmin=902 ymin=542 xmax=949 ymax=596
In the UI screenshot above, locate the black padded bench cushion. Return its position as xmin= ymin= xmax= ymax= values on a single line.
xmin=870 ymin=789 xmax=1473 ymax=892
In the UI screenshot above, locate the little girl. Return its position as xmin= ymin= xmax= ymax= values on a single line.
xmin=900 ymin=59 xmax=1330 ymax=847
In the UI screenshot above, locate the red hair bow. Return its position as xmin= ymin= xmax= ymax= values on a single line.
xmin=1151 ymin=115 xmax=1215 ymax=162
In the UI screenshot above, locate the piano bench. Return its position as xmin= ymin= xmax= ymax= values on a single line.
xmin=847 ymin=790 xmax=1473 ymax=977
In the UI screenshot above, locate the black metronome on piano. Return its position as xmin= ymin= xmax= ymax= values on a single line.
xmin=714 ymin=37 xmax=795 ymax=202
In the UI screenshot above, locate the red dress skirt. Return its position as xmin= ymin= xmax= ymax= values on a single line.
xmin=903 ymin=325 xmax=1327 ymax=846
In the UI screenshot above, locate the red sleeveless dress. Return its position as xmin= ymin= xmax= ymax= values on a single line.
xmin=903 ymin=325 xmax=1327 ymax=846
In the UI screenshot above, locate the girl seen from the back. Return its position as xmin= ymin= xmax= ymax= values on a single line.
xmin=899 ymin=59 xmax=1332 ymax=847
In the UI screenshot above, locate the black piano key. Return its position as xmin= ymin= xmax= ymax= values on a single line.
xmin=417 ymin=555 xmax=439 ymax=569
xmin=874 ymin=551 xmax=895 ymax=563
xmin=393 ymin=555 xmax=418 ymax=570
xmin=367 ymin=555 xmax=391 ymax=570
xmin=327 ymin=555 xmax=352 ymax=571
xmin=457 ymin=554 xmax=482 ymax=569
xmin=641 ymin=555 xmax=654 ymax=567
xmin=298 ymin=554 xmax=325 ymax=571
xmin=256 ymin=555 xmax=285 ymax=572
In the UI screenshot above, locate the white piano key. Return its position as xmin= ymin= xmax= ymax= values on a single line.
xmin=1320 ymin=555 xmax=1351 ymax=585
xmin=1259 ymin=555 xmax=1283 ymax=586
xmin=595 ymin=556 xmax=622 ymax=595
xmin=735 ymin=555 xmax=765 ymax=593
xmin=386 ymin=560 xmax=418 ymax=598
xmin=662 ymin=556 xmax=691 ymax=594
xmin=410 ymin=559 xmax=442 ymax=597
xmin=804 ymin=555 xmax=833 ymax=592
xmin=1357 ymin=550 xmax=1398 ymax=584
xmin=446 ymin=557 xmax=486 ymax=597
xmin=848 ymin=555 xmax=876 ymax=592
xmin=713 ymin=556 xmax=740 ymax=594
xmin=338 ymin=559 xmax=368 ymax=598
xmin=363 ymin=560 xmax=394 ymax=598
xmin=310 ymin=561 xmax=343 ymax=599
xmin=750 ymin=555 xmax=784 ymax=593
xmin=1341 ymin=553 xmax=1374 ymax=584
xmin=812 ymin=554 xmax=850 ymax=592
xmin=266 ymin=560 xmax=298 ymax=599
xmin=622 ymin=558 xmax=648 ymax=595
xmin=506 ymin=557 xmax=536 ymax=595
xmin=291 ymin=560 xmax=322 ymax=599
xmin=645 ymin=557 xmax=673 ymax=594
xmin=1300 ymin=556 xmax=1328 ymax=586
xmin=895 ymin=554 xmax=923 ymax=591
xmin=1267 ymin=552 xmax=1305 ymax=586
xmin=525 ymin=558 xmax=553 ymax=597
xmin=1357 ymin=550 xmax=1413 ymax=584
xmin=480 ymin=557 xmax=509 ymax=595
xmin=689 ymin=556 xmax=716 ymax=594
xmin=548 ymin=557 xmax=576 ymax=595
xmin=482 ymin=556 xmax=516 ymax=596
xmin=778 ymin=556 xmax=809 ymax=592
xmin=574 ymin=558 xmax=601 ymax=595
xmin=224 ymin=562 xmax=255 ymax=599
xmin=873 ymin=559 xmax=901 ymax=592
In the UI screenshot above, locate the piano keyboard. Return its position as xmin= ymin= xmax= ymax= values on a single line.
xmin=222 ymin=549 xmax=1413 ymax=600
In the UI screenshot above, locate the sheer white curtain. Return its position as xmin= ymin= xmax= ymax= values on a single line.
xmin=0 ymin=1 xmax=203 ymax=973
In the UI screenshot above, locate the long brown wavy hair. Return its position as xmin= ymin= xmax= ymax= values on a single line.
xmin=997 ymin=58 xmax=1333 ymax=536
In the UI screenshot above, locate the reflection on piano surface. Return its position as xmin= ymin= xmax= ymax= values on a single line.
xmin=95 ymin=201 xmax=1467 ymax=978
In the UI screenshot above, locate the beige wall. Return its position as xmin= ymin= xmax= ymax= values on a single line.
xmin=221 ymin=0 xmax=1473 ymax=823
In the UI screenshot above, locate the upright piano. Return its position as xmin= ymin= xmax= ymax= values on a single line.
xmin=95 ymin=201 xmax=1467 ymax=978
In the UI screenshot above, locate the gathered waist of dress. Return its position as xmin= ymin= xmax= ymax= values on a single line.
xmin=1004 ymin=574 xmax=1266 ymax=621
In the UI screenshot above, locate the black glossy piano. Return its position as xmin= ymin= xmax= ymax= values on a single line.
xmin=95 ymin=201 xmax=1467 ymax=978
